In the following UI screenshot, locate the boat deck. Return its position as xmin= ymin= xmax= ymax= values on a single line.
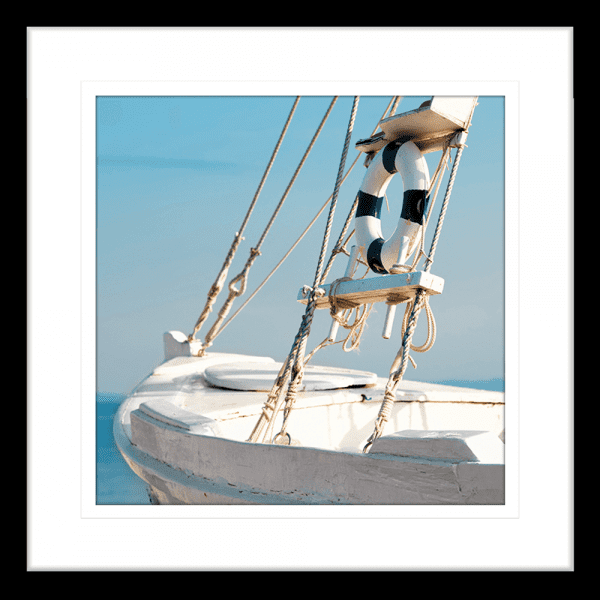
xmin=113 ymin=350 xmax=505 ymax=504
xmin=117 ymin=352 xmax=504 ymax=454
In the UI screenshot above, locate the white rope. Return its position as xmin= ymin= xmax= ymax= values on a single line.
xmin=216 ymin=149 xmax=364 ymax=338
xmin=272 ymin=96 xmax=360 ymax=443
xmin=248 ymin=96 xmax=404 ymax=444
xmin=363 ymin=132 xmax=473 ymax=453
xmin=219 ymin=96 xmax=400 ymax=342
xmin=248 ymin=97 xmax=360 ymax=444
xmin=188 ymin=97 xmax=300 ymax=343
xmin=200 ymin=97 xmax=338 ymax=353
xmin=363 ymin=288 xmax=428 ymax=453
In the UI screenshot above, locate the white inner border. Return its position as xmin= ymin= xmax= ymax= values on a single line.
xmin=28 ymin=27 xmax=572 ymax=571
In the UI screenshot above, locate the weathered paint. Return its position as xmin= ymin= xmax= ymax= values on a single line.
xmin=114 ymin=348 xmax=505 ymax=505
xmin=126 ymin=409 xmax=503 ymax=505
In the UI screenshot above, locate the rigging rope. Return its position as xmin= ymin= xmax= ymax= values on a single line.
xmin=271 ymin=96 xmax=360 ymax=445
xmin=362 ymin=119 xmax=473 ymax=453
xmin=362 ymin=288 xmax=428 ymax=453
xmin=244 ymin=96 xmax=476 ymax=451
xmin=216 ymin=97 xmax=401 ymax=341
xmin=199 ymin=97 xmax=339 ymax=353
xmin=317 ymin=95 xmax=402 ymax=285
xmin=248 ymin=96 xmax=403 ymax=444
xmin=216 ymin=153 xmax=360 ymax=338
xmin=248 ymin=96 xmax=360 ymax=444
xmin=188 ymin=97 xmax=300 ymax=344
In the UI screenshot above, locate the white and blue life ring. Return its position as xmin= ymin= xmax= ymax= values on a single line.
xmin=355 ymin=140 xmax=430 ymax=274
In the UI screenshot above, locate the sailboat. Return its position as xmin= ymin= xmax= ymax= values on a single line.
xmin=112 ymin=95 xmax=505 ymax=505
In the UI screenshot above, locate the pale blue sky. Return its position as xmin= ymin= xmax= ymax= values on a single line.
xmin=96 ymin=95 xmax=505 ymax=394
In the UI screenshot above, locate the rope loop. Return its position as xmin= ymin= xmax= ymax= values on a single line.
xmin=327 ymin=276 xmax=373 ymax=353
xmin=272 ymin=432 xmax=292 ymax=446
xmin=252 ymin=96 xmax=360 ymax=444
xmin=228 ymin=273 xmax=246 ymax=297
xmin=362 ymin=388 xmax=396 ymax=453
xmin=188 ymin=98 xmax=300 ymax=342
xmin=328 ymin=276 xmax=354 ymax=316
xmin=248 ymin=97 xmax=417 ymax=445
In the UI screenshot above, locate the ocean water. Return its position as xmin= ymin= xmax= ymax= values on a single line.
xmin=96 ymin=393 xmax=152 ymax=504
xmin=433 ymin=378 xmax=505 ymax=392
xmin=96 ymin=378 xmax=504 ymax=505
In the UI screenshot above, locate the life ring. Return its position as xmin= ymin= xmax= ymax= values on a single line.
xmin=355 ymin=141 xmax=430 ymax=275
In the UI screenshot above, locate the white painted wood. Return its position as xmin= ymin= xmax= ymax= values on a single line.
xmin=344 ymin=245 xmax=361 ymax=279
xmin=298 ymin=270 xmax=444 ymax=309
xmin=135 ymin=398 xmax=223 ymax=436
xmin=389 ymin=235 xmax=411 ymax=274
xmin=113 ymin=350 xmax=505 ymax=505
xmin=203 ymin=361 xmax=378 ymax=392
xmin=369 ymin=430 xmax=504 ymax=464
xmin=128 ymin=405 xmax=504 ymax=505
xmin=429 ymin=96 xmax=478 ymax=128
xmin=382 ymin=303 xmax=397 ymax=339
xmin=328 ymin=317 xmax=340 ymax=342
xmin=355 ymin=96 xmax=477 ymax=155
xmin=163 ymin=330 xmax=203 ymax=358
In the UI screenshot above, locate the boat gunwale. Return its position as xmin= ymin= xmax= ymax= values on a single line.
xmin=115 ymin=396 xmax=505 ymax=505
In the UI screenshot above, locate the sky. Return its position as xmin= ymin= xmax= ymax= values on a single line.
xmin=96 ymin=94 xmax=505 ymax=395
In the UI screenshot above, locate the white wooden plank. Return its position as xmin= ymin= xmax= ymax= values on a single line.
xmin=297 ymin=271 xmax=444 ymax=309
xmin=355 ymin=96 xmax=477 ymax=155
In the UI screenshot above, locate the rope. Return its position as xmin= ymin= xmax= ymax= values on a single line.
xmin=218 ymin=96 xmax=400 ymax=342
xmin=423 ymin=143 xmax=466 ymax=273
xmin=320 ymin=195 xmax=359 ymax=285
xmin=388 ymin=96 xmax=402 ymax=118
xmin=423 ymin=100 xmax=475 ymax=273
xmin=188 ymin=97 xmax=300 ymax=343
xmin=319 ymin=96 xmax=402 ymax=284
xmin=248 ymin=96 xmax=401 ymax=444
xmin=200 ymin=97 xmax=339 ymax=353
xmin=363 ymin=288 xmax=428 ymax=453
xmin=403 ymin=295 xmax=436 ymax=353
xmin=362 ymin=106 xmax=476 ymax=453
xmin=216 ymin=152 xmax=364 ymax=339
xmin=248 ymin=97 xmax=360 ymax=444
xmin=272 ymin=96 xmax=360 ymax=443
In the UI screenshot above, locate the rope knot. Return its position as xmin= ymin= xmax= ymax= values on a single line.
xmin=228 ymin=273 xmax=247 ymax=296
xmin=302 ymin=285 xmax=325 ymax=300
xmin=328 ymin=277 xmax=356 ymax=316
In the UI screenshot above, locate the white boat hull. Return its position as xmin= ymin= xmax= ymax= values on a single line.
xmin=114 ymin=346 xmax=504 ymax=505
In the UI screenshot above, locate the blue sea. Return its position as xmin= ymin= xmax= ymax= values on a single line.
xmin=96 ymin=392 xmax=152 ymax=504
xmin=96 ymin=378 xmax=504 ymax=505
